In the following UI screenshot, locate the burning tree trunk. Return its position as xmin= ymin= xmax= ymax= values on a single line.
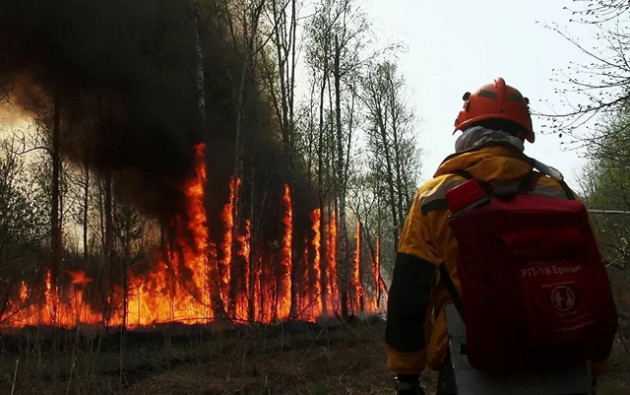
xmin=194 ymin=2 xmax=227 ymax=321
xmin=247 ymin=158 xmax=256 ymax=322
xmin=281 ymin=184 xmax=293 ymax=320
xmin=104 ymin=171 xmax=114 ymax=326
xmin=226 ymin=0 xmax=265 ymax=320
xmin=228 ymin=176 xmax=239 ymax=317
xmin=326 ymin=211 xmax=338 ymax=314
xmin=264 ymin=0 xmax=300 ymax=320
xmin=353 ymin=221 xmax=363 ymax=314
xmin=317 ymin=131 xmax=328 ymax=317
xmin=316 ymin=49 xmax=329 ymax=317
xmin=50 ymin=83 xmax=62 ymax=315
xmin=310 ymin=209 xmax=322 ymax=316
xmin=374 ymin=236 xmax=385 ymax=309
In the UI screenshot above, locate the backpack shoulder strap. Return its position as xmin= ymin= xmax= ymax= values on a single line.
xmin=451 ymin=169 xmax=539 ymax=199
xmin=530 ymin=159 xmax=575 ymax=200
xmin=439 ymin=264 xmax=465 ymax=323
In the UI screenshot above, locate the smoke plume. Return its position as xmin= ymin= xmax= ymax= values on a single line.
xmin=0 ymin=0 xmax=308 ymax=222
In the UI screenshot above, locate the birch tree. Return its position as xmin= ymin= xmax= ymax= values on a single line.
xmin=304 ymin=0 xmax=370 ymax=318
xmin=260 ymin=0 xmax=300 ymax=318
xmin=361 ymin=61 xmax=420 ymax=253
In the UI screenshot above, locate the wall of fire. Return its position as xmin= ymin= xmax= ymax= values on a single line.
xmin=0 ymin=0 xmax=386 ymax=328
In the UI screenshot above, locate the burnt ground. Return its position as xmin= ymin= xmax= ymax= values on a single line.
xmin=0 ymin=316 xmax=628 ymax=395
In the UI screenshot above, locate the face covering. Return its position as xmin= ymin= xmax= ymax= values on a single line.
xmin=455 ymin=126 xmax=524 ymax=153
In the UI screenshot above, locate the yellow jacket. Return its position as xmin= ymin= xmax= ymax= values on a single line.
xmin=384 ymin=143 xmax=577 ymax=375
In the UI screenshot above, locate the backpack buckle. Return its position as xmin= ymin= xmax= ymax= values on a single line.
xmin=446 ymin=179 xmax=490 ymax=215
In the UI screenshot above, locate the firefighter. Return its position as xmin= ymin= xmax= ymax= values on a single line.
xmin=384 ymin=78 xmax=610 ymax=395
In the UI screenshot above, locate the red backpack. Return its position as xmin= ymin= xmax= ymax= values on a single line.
xmin=442 ymin=170 xmax=618 ymax=372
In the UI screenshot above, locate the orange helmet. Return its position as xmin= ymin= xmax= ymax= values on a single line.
xmin=453 ymin=77 xmax=534 ymax=143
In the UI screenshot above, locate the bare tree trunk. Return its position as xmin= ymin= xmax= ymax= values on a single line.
xmin=119 ymin=226 xmax=128 ymax=390
xmin=229 ymin=0 xmax=264 ymax=319
xmin=288 ymin=176 xmax=297 ymax=320
xmin=51 ymin=83 xmax=61 ymax=296
xmin=194 ymin=0 xmax=206 ymax=122
xmin=355 ymin=221 xmax=362 ymax=313
xmin=195 ymin=0 xmax=227 ymax=320
xmin=387 ymin=75 xmax=408 ymax=228
xmin=375 ymin=236 xmax=382 ymax=309
xmin=356 ymin=220 xmax=379 ymax=310
xmin=117 ymin=206 xmax=137 ymax=391
xmin=378 ymin=124 xmax=399 ymax=249
xmin=99 ymin=178 xmax=105 ymax=253
xmin=49 ymin=80 xmax=62 ymax=388
xmin=82 ymin=163 xmax=90 ymax=264
xmin=271 ymin=0 xmax=299 ymax=320
xmin=317 ymin=69 xmax=328 ymax=317
xmin=333 ymin=35 xmax=348 ymax=319
xmin=247 ymin=156 xmax=256 ymax=323
xmin=104 ymin=172 xmax=114 ymax=326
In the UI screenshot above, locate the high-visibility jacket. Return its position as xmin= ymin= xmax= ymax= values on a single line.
xmin=384 ymin=142 xmax=586 ymax=375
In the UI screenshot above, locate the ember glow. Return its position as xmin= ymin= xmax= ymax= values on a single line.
xmin=310 ymin=208 xmax=322 ymax=316
xmin=278 ymin=183 xmax=293 ymax=319
xmin=351 ymin=221 xmax=363 ymax=313
xmin=325 ymin=215 xmax=338 ymax=314
xmin=1 ymin=145 xmax=383 ymax=329
xmin=221 ymin=176 xmax=237 ymax=304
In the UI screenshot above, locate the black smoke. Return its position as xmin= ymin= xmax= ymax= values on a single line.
xmin=0 ymin=0 xmax=314 ymax=227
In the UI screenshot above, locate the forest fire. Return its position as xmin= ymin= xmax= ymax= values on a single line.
xmin=1 ymin=144 xmax=383 ymax=330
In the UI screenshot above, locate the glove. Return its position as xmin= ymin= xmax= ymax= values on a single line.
xmin=395 ymin=374 xmax=425 ymax=395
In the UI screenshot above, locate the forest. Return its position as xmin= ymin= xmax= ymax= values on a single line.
xmin=0 ymin=0 xmax=628 ymax=393
xmin=0 ymin=0 xmax=420 ymax=329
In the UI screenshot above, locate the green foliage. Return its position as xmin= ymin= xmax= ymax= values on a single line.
xmin=582 ymin=109 xmax=630 ymax=274
xmin=349 ymin=60 xmax=421 ymax=275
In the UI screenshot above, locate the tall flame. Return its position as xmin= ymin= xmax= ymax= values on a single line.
xmin=352 ymin=221 xmax=363 ymax=314
xmin=0 ymin=144 xmax=376 ymax=328
xmin=278 ymin=183 xmax=293 ymax=319
xmin=221 ymin=177 xmax=237 ymax=305
xmin=310 ymin=208 xmax=322 ymax=317
xmin=325 ymin=215 xmax=337 ymax=315
xmin=234 ymin=219 xmax=251 ymax=320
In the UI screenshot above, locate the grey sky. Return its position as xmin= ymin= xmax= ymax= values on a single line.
xmin=1 ymin=0 xmax=600 ymax=189
xmin=363 ymin=0 xmax=599 ymax=184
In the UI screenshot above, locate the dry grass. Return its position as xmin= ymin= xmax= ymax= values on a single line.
xmin=0 ymin=315 xmax=628 ymax=394
xmin=119 ymin=319 xmax=397 ymax=394
xmin=0 ymin=319 xmax=399 ymax=394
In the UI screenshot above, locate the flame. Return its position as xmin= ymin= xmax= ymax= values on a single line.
xmin=66 ymin=270 xmax=93 ymax=286
xmin=234 ymin=219 xmax=250 ymax=320
xmin=19 ymin=282 xmax=28 ymax=303
xmin=300 ymin=238 xmax=309 ymax=319
xmin=278 ymin=183 xmax=293 ymax=320
xmin=325 ymin=215 xmax=337 ymax=315
xmin=352 ymin=221 xmax=363 ymax=314
xmin=123 ymin=142 xmax=213 ymax=325
xmin=221 ymin=177 xmax=236 ymax=304
xmin=310 ymin=209 xmax=322 ymax=317
xmin=0 ymin=144 xmax=373 ymax=329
